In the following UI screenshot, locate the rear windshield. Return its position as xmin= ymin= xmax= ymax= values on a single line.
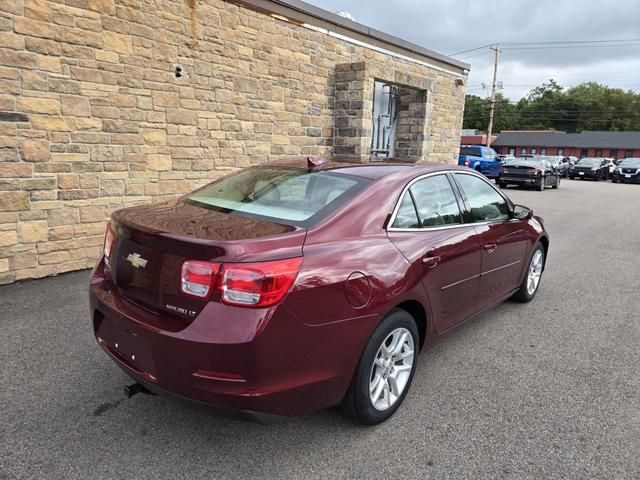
xmin=506 ymin=158 xmax=542 ymax=168
xmin=577 ymin=158 xmax=600 ymax=166
xmin=620 ymin=158 xmax=640 ymax=168
xmin=186 ymin=167 xmax=371 ymax=227
xmin=460 ymin=146 xmax=481 ymax=157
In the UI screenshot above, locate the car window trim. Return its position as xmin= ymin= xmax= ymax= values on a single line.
xmin=387 ymin=171 xmax=466 ymax=232
xmin=450 ymin=170 xmax=515 ymax=225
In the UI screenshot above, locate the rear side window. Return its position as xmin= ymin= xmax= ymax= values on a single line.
xmin=454 ymin=173 xmax=510 ymax=223
xmin=391 ymin=193 xmax=420 ymax=229
xmin=187 ymin=167 xmax=371 ymax=227
xmin=392 ymin=175 xmax=462 ymax=229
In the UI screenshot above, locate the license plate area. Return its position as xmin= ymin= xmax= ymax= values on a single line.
xmin=625 ymin=174 xmax=631 ymax=178
xmin=579 ymin=172 xmax=584 ymax=175
xmin=97 ymin=314 xmax=158 ymax=381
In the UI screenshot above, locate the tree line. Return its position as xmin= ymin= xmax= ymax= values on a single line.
xmin=463 ymin=80 xmax=640 ymax=133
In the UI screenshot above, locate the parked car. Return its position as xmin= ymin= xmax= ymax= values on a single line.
xmin=604 ymin=158 xmax=616 ymax=178
xmin=611 ymin=157 xmax=640 ymax=183
xmin=89 ymin=158 xmax=549 ymax=424
xmin=538 ymin=155 xmax=571 ymax=178
xmin=567 ymin=156 xmax=578 ymax=166
xmin=497 ymin=157 xmax=561 ymax=191
xmin=568 ymin=157 xmax=609 ymax=181
xmin=497 ymin=154 xmax=517 ymax=163
xmin=458 ymin=145 xmax=501 ymax=178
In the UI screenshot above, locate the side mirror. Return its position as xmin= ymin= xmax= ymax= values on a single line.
xmin=512 ymin=205 xmax=533 ymax=220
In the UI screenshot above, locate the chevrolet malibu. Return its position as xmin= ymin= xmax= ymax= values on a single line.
xmin=89 ymin=158 xmax=549 ymax=424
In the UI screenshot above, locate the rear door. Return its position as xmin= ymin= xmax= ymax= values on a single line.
xmin=451 ymin=172 xmax=529 ymax=311
xmin=387 ymin=173 xmax=482 ymax=333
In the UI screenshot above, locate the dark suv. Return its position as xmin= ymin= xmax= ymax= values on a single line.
xmin=611 ymin=158 xmax=640 ymax=184
xmin=568 ymin=157 xmax=609 ymax=181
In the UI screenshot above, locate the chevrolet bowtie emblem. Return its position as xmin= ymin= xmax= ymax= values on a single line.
xmin=126 ymin=253 xmax=148 ymax=269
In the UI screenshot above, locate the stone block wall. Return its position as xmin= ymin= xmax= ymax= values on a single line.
xmin=0 ymin=0 xmax=466 ymax=284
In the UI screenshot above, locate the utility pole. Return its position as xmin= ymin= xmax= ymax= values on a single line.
xmin=486 ymin=44 xmax=500 ymax=148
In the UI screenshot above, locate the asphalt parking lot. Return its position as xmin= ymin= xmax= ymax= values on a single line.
xmin=1 ymin=178 xmax=639 ymax=480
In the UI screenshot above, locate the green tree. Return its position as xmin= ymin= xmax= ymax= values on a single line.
xmin=462 ymin=80 xmax=640 ymax=133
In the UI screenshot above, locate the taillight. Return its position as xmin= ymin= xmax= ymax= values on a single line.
xmin=181 ymin=261 xmax=220 ymax=299
xmin=219 ymin=258 xmax=303 ymax=308
xmin=179 ymin=257 xmax=302 ymax=307
xmin=103 ymin=223 xmax=116 ymax=267
xmin=464 ymin=159 xmax=470 ymax=167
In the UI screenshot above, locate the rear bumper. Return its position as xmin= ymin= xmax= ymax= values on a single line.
xmin=612 ymin=173 xmax=640 ymax=183
xmin=569 ymin=171 xmax=599 ymax=179
xmin=498 ymin=176 xmax=540 ymax=186
xmin=89 ymin=259 xmax=378 ymax=417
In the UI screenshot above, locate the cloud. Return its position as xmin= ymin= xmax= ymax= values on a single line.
xmin=306 ymin=0 xmax=640 ymax=99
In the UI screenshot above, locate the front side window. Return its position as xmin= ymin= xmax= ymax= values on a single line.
xmin=454 ymin=173 xmax=510 ymax=223
xmin=392 ymin=175 xmax=462 ymax=229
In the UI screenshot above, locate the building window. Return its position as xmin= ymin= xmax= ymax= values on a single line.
xmin=531 ymin=148 xmax=537 ymax=154
xmin=580 ymin=149 xmax=588 ymax=158
xmin=558 ymin=148 xmax=564 ymax=155
xmin=521 ymin=148 xmax=527 ymax=155
xmin=595 ymin=149 xmax=603 ymax=157
xmin=540 ymin=148 xmax=547 ymax=155
xmin=610 ymin=149 xmax=617 ymax=159
xmin=509 ymin=147 xmax=515 ymax=155
xmin=625 ymin=150 xmax=633 ymax=158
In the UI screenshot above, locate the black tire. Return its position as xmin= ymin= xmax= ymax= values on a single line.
xmin=568 ymin=175 xmax=574 ymax=180
xmin=498 ymin=182 xmax=507 ymax=189
xmin=612 ymin=178 xmax=618 ymax=183
xmin=552 ymin=176 xmax=560 ymax=189
xmin=342 ymin=309 xmax=419 ymax=425
xmin=512 ymin=243 xmax=545 ymax=303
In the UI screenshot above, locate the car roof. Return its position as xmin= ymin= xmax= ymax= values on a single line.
xmin=266 ymin=156 xmax=467 ymax=180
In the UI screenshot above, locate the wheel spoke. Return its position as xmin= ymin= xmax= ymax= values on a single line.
xmin=391 ymin=331 xmax=408 ymax=356
xmin=370 ymin=374 xmax=385 ymax=402
xmin=383 ymin=381 xmax=390 ymax=406
xmin=387 ymin=374 xmax=400 ymax=396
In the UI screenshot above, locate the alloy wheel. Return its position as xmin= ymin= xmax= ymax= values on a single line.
xmin=369 ymin=327 xmax=414 ymax=411
xmin=527 ymin=250 xmax=544 ymax=296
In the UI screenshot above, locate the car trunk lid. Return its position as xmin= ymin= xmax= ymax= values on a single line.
xmin=107 ymin=199 xmax=306 ymax=322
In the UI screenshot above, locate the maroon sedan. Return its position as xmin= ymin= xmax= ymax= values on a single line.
xmin=90 ymin=158 xmax=549 ymax=424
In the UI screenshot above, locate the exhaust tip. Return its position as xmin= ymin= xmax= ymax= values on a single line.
xmin=123 ymin=382 xmax=153 ymax=398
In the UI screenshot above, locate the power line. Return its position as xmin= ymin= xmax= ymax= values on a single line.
xmin=450 ymin=38 xmax=640 ymax=56
xmin=503 ymin=43 xmax=640 ymax=51
xmin=448 ymin=43 xmax=495 ymax=56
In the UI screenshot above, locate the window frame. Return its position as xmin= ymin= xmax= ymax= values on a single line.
xmin=387 ymin=172 xmax=467 ymax=232
xmin=387 ymin=170 xmax=515 ymax=232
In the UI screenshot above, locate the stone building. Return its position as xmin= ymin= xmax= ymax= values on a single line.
xmin=0 ymin=0 xmax=469 ymax=284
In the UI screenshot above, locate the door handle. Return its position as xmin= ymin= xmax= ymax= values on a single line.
xmin=421 ymin=255 xmax=441 ymax=268
xmin=484 ymin=243 xmax=497 ymax=253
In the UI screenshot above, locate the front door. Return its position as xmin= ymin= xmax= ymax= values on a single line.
xmin=452 ymin=172 xmax=529 ymax=311
xmin=387 ymin=173 xmax=482 ymax=333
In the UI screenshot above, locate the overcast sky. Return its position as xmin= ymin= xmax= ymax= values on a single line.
xmin=307 ymin=0 xmax=640 ymax=100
